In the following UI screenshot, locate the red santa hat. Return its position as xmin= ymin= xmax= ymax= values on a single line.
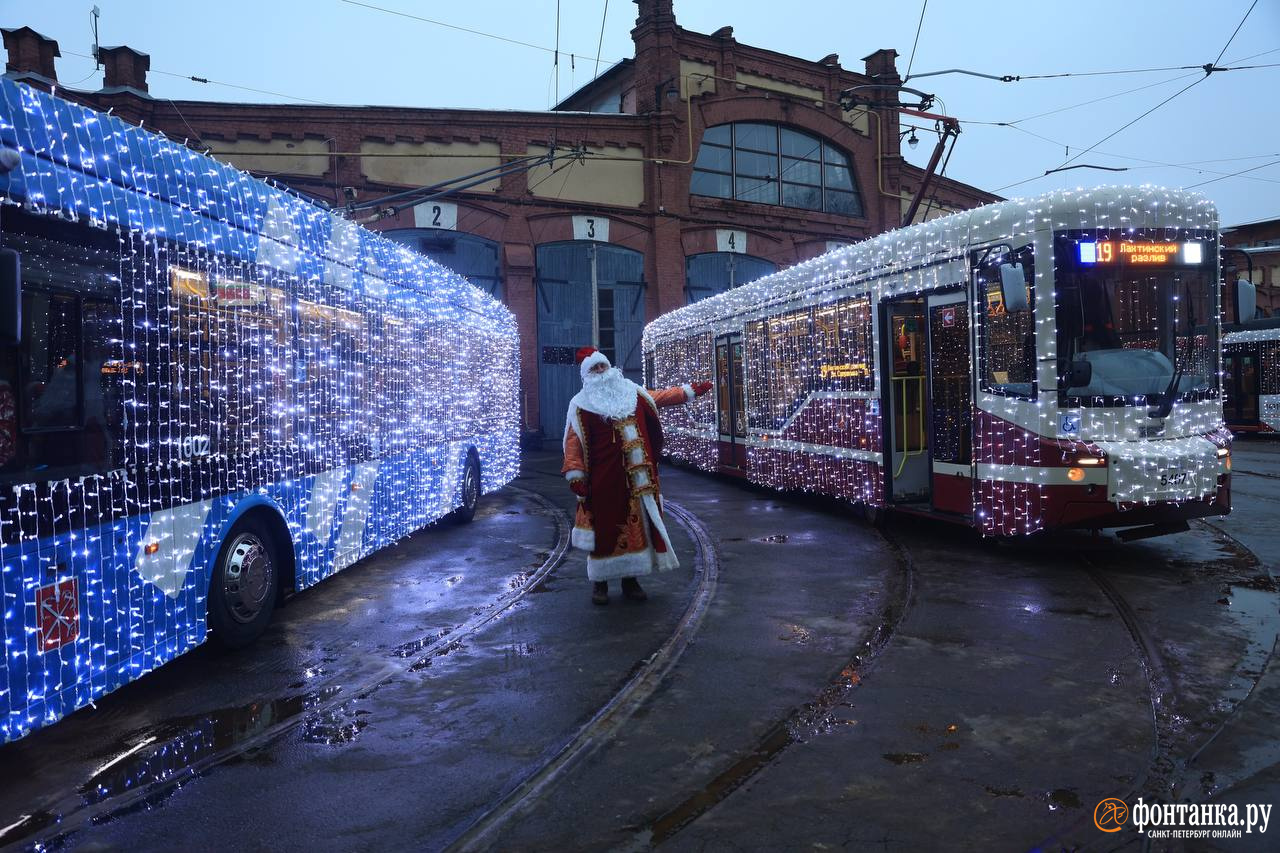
xmin=576 ymin=346 xmax=611 ymax=379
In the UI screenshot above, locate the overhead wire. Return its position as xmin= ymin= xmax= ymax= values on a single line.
xmin=340 ymin=0 xmax=614 ymax=68
xmin=593 ymin=0 xmax=610 ymax=81
xmin=1184 ymin=157 xmax=1280 ymax=189
xmin=1212 ymin=0 xmax=1259 ymax=67
xmin=904 ymin=0 xmax=928 ymax=81
xmin=993 ymin=3 xmax=1268 ymax=193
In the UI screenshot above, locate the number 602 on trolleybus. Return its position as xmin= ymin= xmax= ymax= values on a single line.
xmin=644 ymin=187 xmax=1232 ymax=539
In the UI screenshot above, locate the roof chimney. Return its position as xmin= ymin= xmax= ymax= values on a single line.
xmin=633 ymin=0 xmax=676 ymax=29
xmin=862 ymin=49 xmax=900 ymax=81
xmin=2 ymin=26 xmax=60 ymax=84
xmin=99 ymin=45 xmax=150 ymax=95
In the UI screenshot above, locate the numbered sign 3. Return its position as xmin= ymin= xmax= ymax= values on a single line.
xmin=717 ymin=229 xmax=747 ymax=254
xmin=573 ymin=215 xmax=609 ymax=242
xmin=413 ymin=201 xmax=458 ymax=230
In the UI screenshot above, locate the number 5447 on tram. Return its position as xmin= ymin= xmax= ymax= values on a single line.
xmin=644 ymin=187 xmax=1232 ymax=539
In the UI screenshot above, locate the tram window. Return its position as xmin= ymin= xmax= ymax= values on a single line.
xmin=1263 ymin=341 xmax=1280 ymax=395
xmin=654 ymin=333 xmax=713 ymax=427
xmin=977 ymin=246 xmax=1036 ymax=398
xmin=813 ymin=298 xmax=873 ymax=392
xmin=751 ymin=308 xmax=815 ymax=428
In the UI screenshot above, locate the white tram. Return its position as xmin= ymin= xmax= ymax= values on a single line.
xmin=644 ymin=187 xmax=1232 ymax=538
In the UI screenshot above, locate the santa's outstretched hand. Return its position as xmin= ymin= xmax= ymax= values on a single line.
xmin=692 ymin=380 xmax=713 ymax=396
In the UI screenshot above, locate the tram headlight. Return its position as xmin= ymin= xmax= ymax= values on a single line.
xmin=1067 ymin=467 xmax=1086 ymax=482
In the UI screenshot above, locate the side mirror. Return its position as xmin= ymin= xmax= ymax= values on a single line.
xmin=1058 ymin=357 xmax=1092 ymax=391
xmin=999 ymin=262 xmax=1029 ymax=313
xmin=1236 ymin=278 xmax=1257 ymax=323
xmin=0 ymin=248 xmax=19 ymax=346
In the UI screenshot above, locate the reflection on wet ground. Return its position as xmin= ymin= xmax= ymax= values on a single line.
xmin=0 ymin=487 xmax=568 ymax=850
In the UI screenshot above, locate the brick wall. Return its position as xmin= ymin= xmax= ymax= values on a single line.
xmin=4 ymin=2 xmax=1002 ymax=434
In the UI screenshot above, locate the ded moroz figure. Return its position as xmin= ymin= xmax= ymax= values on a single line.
xmin=562 ymin=346 xmax=711 ymax=605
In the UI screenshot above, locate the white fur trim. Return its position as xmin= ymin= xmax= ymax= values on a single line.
xmin=572 ymin=526 xmax=595 ymax=551
xmin=681 ymin=383 xmax=695 ymax=401
xmin=563 ymin=405 xmax=586 ymax=451
xmin=579 ymin=350 xmax=611 ymax=379
xmin=637 ymin=387 xmax=658 ymax=412
xmin=587 ymin=547 xmax=678 ymax=581
xmin=583 ymin=491 xmax=678 ymax=580
xmin=641 ymin=493 xmax=676 ymax=556
xmin=565 ymin=469 xmax=586 ymax=481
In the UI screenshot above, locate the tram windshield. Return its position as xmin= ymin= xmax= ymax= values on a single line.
xmin=1055 ymin=236 xmax=1217 ymax=407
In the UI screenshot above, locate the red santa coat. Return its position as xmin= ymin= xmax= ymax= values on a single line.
xmin=562 ymin=383 xmax=695 ymax=581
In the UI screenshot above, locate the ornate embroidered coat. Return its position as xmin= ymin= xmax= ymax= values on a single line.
xmin=562 ymin=383 xmax=695 ymax=581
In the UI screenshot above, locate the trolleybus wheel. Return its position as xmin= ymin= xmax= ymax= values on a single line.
xmin=208 ymin=517 xmax=279 ymax=648
xmin=451 ymin=452 xmax=482 ymax=525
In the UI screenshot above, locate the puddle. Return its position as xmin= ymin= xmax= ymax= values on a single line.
xmin=409 ymin=639 xmax=465 ymax=672
xmin=756 ymin=534 xmax=790 ymax=544
xmin=74 ymin=686 xmax=342 ymax=813
xmin=778 ymin=624 xmax=812 ymax=645
xmin=391 ymin=628 xmax=453 ymax=659
xmin=0 ymin=811 xmax=58 ymax=847
xmin=1043 ymin=788 xmax=1082 ymax=810
xmin=302 ymin=702 xmax=370 ymax=745
xmin=985 ymin=785 xmax=1024 ymax=798
xmin=1218 ymin=586 xmax=1280 ymax=709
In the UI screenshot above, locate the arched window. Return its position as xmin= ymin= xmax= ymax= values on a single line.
xmin=691 ymin=123 xmax=863 ymax=217
xmin=381 ymin=228 xmax=503 ymax=300
xmin=685 ymin=253 xmax=777 ymax=303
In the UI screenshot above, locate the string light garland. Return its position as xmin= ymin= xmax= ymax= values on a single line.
xmin=646 ymin=185 xmax=1231 ymax=537
xmin=0 ymin=78 xmax=520 ymax=742
xmin=1222 ymin=325 xmax=1280 ymax=432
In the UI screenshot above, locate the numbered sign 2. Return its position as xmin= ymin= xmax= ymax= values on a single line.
xmin=717 ymin=229 xmax=747 ymax=253
xmin=413 ymin=201 xmax=458 ymax=230
xmin=573 ymin=215 xmax=609 ymax=242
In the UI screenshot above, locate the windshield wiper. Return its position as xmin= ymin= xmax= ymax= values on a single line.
xmin=1151 ymin=285 xmax=1190 ymax=419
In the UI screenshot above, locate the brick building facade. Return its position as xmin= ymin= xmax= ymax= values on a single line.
xmin=1223 ymin=217 xmax=1280 ymax=322
xmin=3 ymin=0 xmax=999 ymax=438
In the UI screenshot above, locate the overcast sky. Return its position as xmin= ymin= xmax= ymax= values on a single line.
xmin=9 ymin=0 xmax=1280 ymax=226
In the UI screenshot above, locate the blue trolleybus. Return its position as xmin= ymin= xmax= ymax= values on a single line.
xmin=0 ymin=79 xmax=521 ymax=741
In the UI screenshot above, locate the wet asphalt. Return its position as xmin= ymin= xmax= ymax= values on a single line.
xmin=0 ymin=443 xmax=1277 ymax=852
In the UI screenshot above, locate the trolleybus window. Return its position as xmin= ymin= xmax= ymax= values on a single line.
xmin=0 ymin=228 xmax=124 ymax=483
xmin=1054 ymin=233 xmax=1217 ymax=406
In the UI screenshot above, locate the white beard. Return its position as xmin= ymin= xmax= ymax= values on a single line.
xmin=578 ymin=367 xmax=640 ymax=420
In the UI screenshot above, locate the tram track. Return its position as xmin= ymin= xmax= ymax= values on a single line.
xmin=610 ymin=512 xmax=917 ymax=850
xmin=447 ymin=500 xmax=721 ymax=852
xmin=1038 ymin=519 xmax=1276 ymax=853
xmin=0 ymin=485 xmax=572 ymax=853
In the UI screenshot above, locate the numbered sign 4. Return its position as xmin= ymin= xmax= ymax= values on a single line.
xmin=573 ymin=215 xmax=610 ymax=242
xmin=717 ymin=229 xmax=747 ymax=254
xmin=413 ymin=201 xmax=458 ymax=230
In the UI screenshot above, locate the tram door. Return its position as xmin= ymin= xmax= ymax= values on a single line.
xmin=714 ymin=332 xmax=747 ymax=470
xmin=1224 ymin=348 xmax=1260 ymax=428
xmin=881 ymin=298 xmax=929 ymax=502
xmin=926 ymin=291 xmax=973 ymax=515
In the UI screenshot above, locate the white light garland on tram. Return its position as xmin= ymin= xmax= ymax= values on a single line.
xmin=646 ymin=186 xmax=1230 ymax=536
